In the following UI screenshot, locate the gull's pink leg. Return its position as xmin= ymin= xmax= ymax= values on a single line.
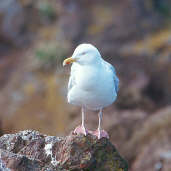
xmin=74 ymin=107 xmax=88 ymax=136
xmin=93 ymin=108 xmax=109 ymax=139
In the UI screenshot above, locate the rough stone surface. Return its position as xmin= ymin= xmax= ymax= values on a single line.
xmin=0 ymin=130 xmax=128 ymax=171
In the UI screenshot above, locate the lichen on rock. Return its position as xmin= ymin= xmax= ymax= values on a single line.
xmin=0 ymin=130 xmax=128 ymax=171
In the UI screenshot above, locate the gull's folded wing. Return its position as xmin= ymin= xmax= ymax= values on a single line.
xmin=103 ymin=61 xmax=119 ymax=93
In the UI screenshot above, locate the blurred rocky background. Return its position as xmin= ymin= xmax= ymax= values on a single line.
xmin=0 ymin=0 xmax=171 ymax=170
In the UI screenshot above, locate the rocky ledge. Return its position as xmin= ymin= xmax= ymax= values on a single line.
xmin=0 ymin=130 xmax=128 ymax=171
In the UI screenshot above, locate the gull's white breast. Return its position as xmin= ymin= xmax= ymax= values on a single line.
xmin=67 ymin=62 xmax=117 ymax=110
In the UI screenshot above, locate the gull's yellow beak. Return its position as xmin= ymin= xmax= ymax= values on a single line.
xmin=63 ymin=57 xmax=76 ymax=66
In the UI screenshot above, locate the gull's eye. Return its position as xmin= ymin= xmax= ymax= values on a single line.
xmin=81 ymin=52 xmax=86 ymax=55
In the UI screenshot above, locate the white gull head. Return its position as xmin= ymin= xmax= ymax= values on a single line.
xmin=71 ymin=44 xmax=102 ymax=65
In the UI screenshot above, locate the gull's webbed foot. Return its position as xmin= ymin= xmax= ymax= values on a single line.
xmin=74 ymin=125 xmax=88 ymax=136
xmin=93 ymin=129 xmax=109 ymax=139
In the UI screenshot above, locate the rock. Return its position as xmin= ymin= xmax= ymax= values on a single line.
xmin=0 ymin=0 xmax=26 ymax=46
xmin=130 ymin=107 xmax=171 ymax=171
xmin=114 ymin=28 xmax=171 ymax=112
xmin=0 ymin=130 xmax=128 ymax=171
xmin=57 ymin=0 xmax=164 ymax=52
xmin=144 ymin=54 xmax=171 ymax=107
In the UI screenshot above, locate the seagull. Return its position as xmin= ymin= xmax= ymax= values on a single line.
xmin=63 ymin=44 xmax=119 ymax=139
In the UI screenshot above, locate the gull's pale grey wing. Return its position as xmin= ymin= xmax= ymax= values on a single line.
xmin=103 ymin=61 xmax=119 ymax=93
xmin=114 ymin=70 xmax=119 ymax=93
